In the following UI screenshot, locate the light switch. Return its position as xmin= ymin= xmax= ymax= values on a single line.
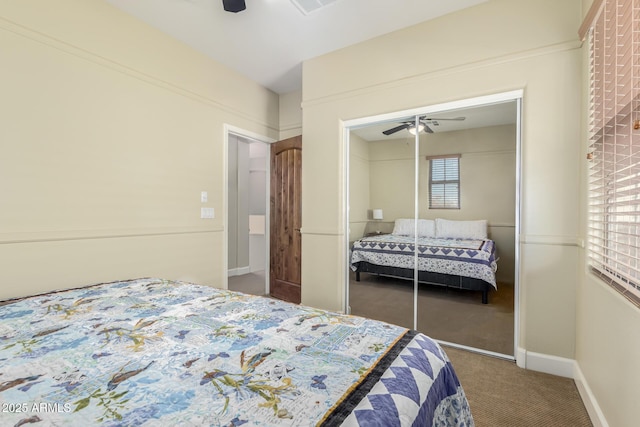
xmin=201 ymin=191 xmax=208 ymax=203
xmin=200 ymin=207 xmax=214 ymax=219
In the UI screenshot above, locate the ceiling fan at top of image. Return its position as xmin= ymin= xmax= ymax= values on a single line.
xmin=382 ymin=116 xmax=466 ymax=136
xmin=222 ymin=0 xmax=246 ymax=13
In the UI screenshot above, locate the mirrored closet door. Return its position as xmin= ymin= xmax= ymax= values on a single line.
xmin=348 ymin=115 xmax=416 ymax=330
xmin=347 ymin=97 xmax=519 ymax=357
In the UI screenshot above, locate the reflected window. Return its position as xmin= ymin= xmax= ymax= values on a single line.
xmin=429 ymin=155 xmax=460 ymax=209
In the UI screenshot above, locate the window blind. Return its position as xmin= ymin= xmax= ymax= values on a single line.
xmin=587 ymin=0 xmax=640 ymax=306
xmin=429 ymin=155 xmax=460 ymax=209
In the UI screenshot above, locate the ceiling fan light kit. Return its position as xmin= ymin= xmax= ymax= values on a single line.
xmin=408 ymin=124 xmax=425 ymax=135
xmin=222 ymin=0 xmax=246 ymax=13
xmin=382 ymin=116 xmax=466 ymax=136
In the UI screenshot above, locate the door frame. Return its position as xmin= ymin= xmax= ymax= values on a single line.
xmin=342 ymin=90 xmax=523 ymax=361
xmin=223 ymin=124 xmax=275 ymax=294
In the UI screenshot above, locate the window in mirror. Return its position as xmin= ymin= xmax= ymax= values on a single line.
xmin=428 ymin=154 xmax=461 ymax=209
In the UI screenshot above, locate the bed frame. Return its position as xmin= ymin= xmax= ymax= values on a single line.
xmin=353 ymin=261 xmax=491 ymax=304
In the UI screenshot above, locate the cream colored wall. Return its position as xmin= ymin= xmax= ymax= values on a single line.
xmin=279 ymin=90 xmax=303 ymax=140
xmin=422 ymin=125 xmax=516 ymax=285
xmin=367 ymin=138 xmax=416 ymax=222
xmin=0 ymin=0 xmax=279 ymax=300
xmin=301 ymin=0 xmax=582 ymax=365
xmin=574 ymin=1 xmax=640 ymax=426
xmin=367 ymin=125 xmax=516 ymax=284
xmin=348 ymin=133 xmax=371 ymax=242
xmin=575 ymin=277 xmax=640 ymax=427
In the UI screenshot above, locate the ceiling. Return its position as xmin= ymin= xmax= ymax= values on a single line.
xmin=104 ymin=0 xmax=487 ymax=94
xmin=350 ymin=101 xmax=518 ymax=141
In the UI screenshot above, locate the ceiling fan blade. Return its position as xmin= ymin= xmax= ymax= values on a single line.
xmin=425 ymin=116 xmax=466 ymax=121
xmin=382 ymin=123 xmax=411 ymax=135
xmin=424 ymin=124 xmax=434 ymax=134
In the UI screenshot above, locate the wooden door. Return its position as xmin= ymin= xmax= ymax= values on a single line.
xmin=270 ymin=136 xmax=302 ymax=303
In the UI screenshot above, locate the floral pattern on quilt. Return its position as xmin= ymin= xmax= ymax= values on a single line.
xmin=0 ymin=278 xmax=413 ymax=426
xmin=350 ymin=235 xmax=498 ymax=289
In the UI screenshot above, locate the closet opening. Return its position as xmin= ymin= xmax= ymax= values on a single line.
xmin=344 ymin=91 xmax=521 ymax=359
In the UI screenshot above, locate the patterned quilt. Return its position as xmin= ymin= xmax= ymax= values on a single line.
xmin=350 ymin=235 xmax=498 ymax=289
xmin=0 ymin=278 xmax=473 ymax=426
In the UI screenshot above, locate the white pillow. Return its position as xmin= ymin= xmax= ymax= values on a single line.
xmin=392 ymin=218 xmax=414 ymax=236
xmin=435 ymin=218 xmax=487 ymax=240
xmin=418 ymin=219 xmax=436 ymax=238
xmin=392 ymin=219 xmax=436 ymax=237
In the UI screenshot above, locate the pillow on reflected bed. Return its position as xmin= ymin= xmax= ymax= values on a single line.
xmin=435 ymin=218 xmax=488 ymax=240
xmin=392 ymin=218 xmax=436 ymax=237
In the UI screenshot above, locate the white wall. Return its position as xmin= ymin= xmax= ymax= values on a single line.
xmin=0 ymin=0 xmax=279 ymax=299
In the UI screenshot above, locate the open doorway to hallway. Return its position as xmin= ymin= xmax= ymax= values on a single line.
xmin=227 ymin=133 xmax=270 ymax=296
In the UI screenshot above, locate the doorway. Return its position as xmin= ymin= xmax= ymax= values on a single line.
xmin=227 ymin=130 xmax=272 ymax=296
xmin=344 ymin=92 xmax=521 ymax=359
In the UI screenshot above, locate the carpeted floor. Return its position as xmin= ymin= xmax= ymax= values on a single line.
xmin=349 ymin=272 xmax=514 ymax=355
xmin=228 ymin=271 xmax=267 ymax=296
xmin=444 ymin=346 xmax=592 ymax=426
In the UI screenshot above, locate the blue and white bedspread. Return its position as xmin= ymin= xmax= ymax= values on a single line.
xmin=350 ymin=235 xmax=498 ymax=289
xmin=0 ymin=278 xmax=473 ymax=426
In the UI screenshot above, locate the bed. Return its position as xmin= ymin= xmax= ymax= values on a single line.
xmin=351 ymin=218 xmax=498 ymax=304
xmin=0 ymin=278 xmax=473 ymax=426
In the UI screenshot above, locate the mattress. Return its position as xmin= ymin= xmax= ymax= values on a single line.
xmin=0 ymin=278 xmax=473 ymax=426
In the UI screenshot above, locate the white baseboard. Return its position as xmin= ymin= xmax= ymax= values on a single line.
xmin=516 ymin=347 xmax=527 ymax=369
xmin=516 ymin=347 xmax=608 ymax=427
xmin=521 ymin=349 xmax=575 ymax=378
xmin=228 ymin=266 xmax=250 ymax=277
xmin=574 ymin=364 xmax=609 ymax=427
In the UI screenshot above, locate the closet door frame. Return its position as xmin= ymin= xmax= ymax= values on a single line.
xmin=343 ymin=90 xmax=523 ymax=360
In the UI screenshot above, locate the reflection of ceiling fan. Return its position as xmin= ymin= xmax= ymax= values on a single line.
xmin=382 ymin=116 xmax=466 ymax=135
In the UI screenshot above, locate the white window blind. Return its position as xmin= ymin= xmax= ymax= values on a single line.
xmin=428 ymin=155 xmax=460 ymax=209
xmin=586 ymin=0 xmax=640 ymax=306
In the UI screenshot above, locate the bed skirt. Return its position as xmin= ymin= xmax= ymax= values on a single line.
xmin=353 ymin=261 xmax=492 ymax=304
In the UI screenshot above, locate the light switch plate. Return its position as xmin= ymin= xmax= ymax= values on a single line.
xmin=200 ymin=207 xmax=214 ymax=219
xmin=201 ymin=191 xmax=208 ymax=203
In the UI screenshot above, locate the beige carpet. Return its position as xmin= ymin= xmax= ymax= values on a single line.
xmin=228 ymin=271 xmax=267 ymax=296
xmin=445 ymin=346 xmax=592 ymax=427
xmin=349 ymin=272 xmax=514 ymax=355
